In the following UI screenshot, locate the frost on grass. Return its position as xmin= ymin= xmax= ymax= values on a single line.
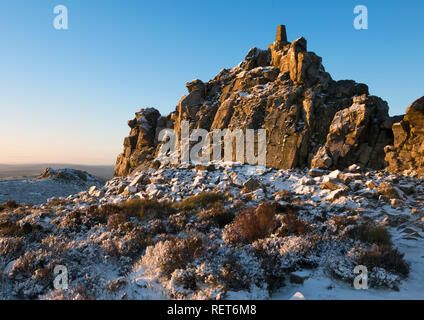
xmin=136 ymin=236 xmax=268 ymax=299
xmin=0 ymin=164 xmax=419 ymax=299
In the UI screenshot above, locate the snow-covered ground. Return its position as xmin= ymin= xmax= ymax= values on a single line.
xmin=273 ymin=232 xmax=424 ymax=300
xmin=0 ymin=168 xmax=104 ymax=205
xmin=1 ymin=163 xmax=423 ymax=300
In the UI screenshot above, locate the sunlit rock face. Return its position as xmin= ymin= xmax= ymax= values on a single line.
xmin=114 ymin=25 xmax=395 ymax=177
xmin=385 ymin=96 xmax=424 ymax=177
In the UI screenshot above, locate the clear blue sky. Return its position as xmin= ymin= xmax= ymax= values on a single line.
xmin=0 ymin=0 xmax=422 ymax=165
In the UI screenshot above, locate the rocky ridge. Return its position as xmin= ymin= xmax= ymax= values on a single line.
xmin=115 ymin=25 xmax=398 ymax=176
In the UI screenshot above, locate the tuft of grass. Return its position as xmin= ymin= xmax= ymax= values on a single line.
xmin=197 ymin=205 xmax=235 ymax=228
xmin=359 ymin=245 xmax=410 ymax=278
xmin=58 ymin=210 xmax=83 ymax=230
xmin=86 ymin=204 xmax=121 ymax=224
xmin=0 ymin=222 xmax=26 ymax=237
xmin=0 ymin=200 xmax=20 ymax=212
xmin=179 ymin=192 xmax=227 ymax=211
xmin=348 ymin=224 xmax=392 ymax=246
xmin=119 ymin=198 xmax=176 ymax=221
xmin=159 ymin=235 xmax=205 ymax=277
xmin=0 ymin=217 xmax=30 ymax=237
xmin=48 ymin=198 xmax=70 ymax=207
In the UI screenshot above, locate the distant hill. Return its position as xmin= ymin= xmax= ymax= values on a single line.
xmin=0 ymin=167 xmax=106 ymax=204
xmin=0 ymin=164 xmax=114 ymax=180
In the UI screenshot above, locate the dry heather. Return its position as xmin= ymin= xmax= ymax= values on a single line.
xmin=0 ymin=162 xmax=419 ymax=299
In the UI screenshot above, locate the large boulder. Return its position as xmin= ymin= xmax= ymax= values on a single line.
xmin=311 ymin=95 xmax=393 ymax=170
xmin=385 ymin=96 xmax=424 ymax=177
xmin=114 ymin=107 xmax=161 ymax=176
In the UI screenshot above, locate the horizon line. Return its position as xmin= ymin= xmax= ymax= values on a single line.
xmin=0 ymin=162 xmax=115 ymax=167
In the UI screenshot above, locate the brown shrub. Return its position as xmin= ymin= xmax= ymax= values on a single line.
xmin=278 ymin=210 xmax=306 ymax=236
xmin=331 ymin=215 xmax=357 ymax=229
xmin=179 ymin=192 xmax=227 ymax=211
xmin=274 ymin=189 xmax=292 ymax=202
xmin=108 ymin=279 xmax=126 ymax=293
xmin=58 ymin=210 xmax=83 ymax=230
xmin=107 ymin=213 xmax=128 ymax=229
xmin=32 ymin=266 xmax=52 ymax=281
xmin=219 ymin=255 xmax=249 ymax=291
xmin=172 ymin=271 xmax=198 ymax=291
xmin=358 ymin=245 xmax=410 ymax=278
xmin=111 ymin=220 xmax=139 ymax=235
xmin=0 ymin=200 xmax=20 ymax=212
xmin=10 ymin=252 xmax=37 ymax=276
xmin=75 ymin=283 xmax=95 ymax=300
xmin=87 ymin=204 xmax=121 ymax=224
xmin=232 ymin=200 xmax=245 ymax=211
xmin=119 ymin=199 xmax=176 ymax=220
xmin=147 ymin=219 xmax=165 ymax=235
xmin=101 ymin=239 xmax=121 ymax=258
xmin=123 ymin=228 xmax=148 ymax=257
xmin=167 ymin=213 xmax=188 ymax=234
xmin=48 ymin=198 xmax=70 ymax=207
xmin=102 ymin=225 xmax=147 ymax=259
xmin=40 ymin=235 xmax=69 ymax=256
xmin=159 ymin=235 xmax=205 ymax=277
xmin=0 ymin=237 xmax=23 ymax=256
xmin=197 ymin=205 xmax=234 ymax=228
xmin=255 ymin=250 xmax=286 ymax=292
xmin=0 ymin=219 xmax=27 ymax=237
xmin=0 ymin=222 xmax=21 ymax=237
xmin=223 ymin=202 xmax=277 ymax=244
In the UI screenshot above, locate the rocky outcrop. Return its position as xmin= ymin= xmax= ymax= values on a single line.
xmin=385 ymin=97 xmax=424 ymax=177
xmin=38 ymin=168 xmax=102 ymax=184
xmin=114 ymin=108 xmax=161 ymax=176
xmin=115 ymin=25 xmax=394 ymax=176
xmin=311 ymin=95 xmax=396 ymax=170
xmin=0 ymin=168 xmax=105 ymax=205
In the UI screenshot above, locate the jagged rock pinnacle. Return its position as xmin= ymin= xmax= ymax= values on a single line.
xmin=275 ymin=25 xmax=287 ymax=42
xmin=114 ymin=26 xmax=398 ymax=177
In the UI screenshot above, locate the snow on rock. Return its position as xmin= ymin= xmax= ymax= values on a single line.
xmin=0 ymin=168 xmax=104 ymax=205
xmin=289 ymin=292 xmax=306 ymax=300
xmin=1 ymin=163 xmax=424 ymax=300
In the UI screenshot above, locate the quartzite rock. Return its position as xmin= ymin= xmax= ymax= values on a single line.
xmin=385 ymin=97 xmax=424 ymax=177
xmin=114 ymin=26 xmax=396 ymax=176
